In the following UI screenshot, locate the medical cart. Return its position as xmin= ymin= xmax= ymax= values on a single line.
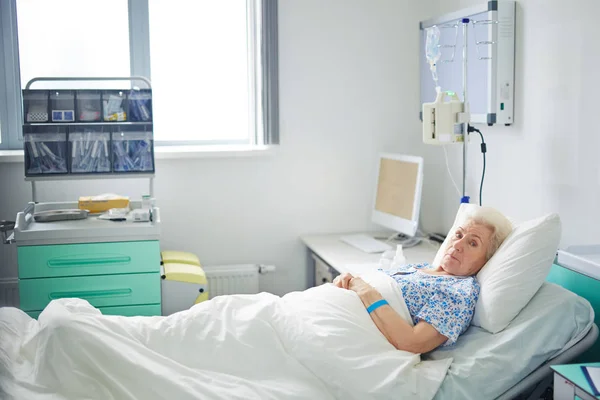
xmin=12 ymin=201 xmax=162 ymax=319
xmin=3 ymin=76 xmax=163 ymax=318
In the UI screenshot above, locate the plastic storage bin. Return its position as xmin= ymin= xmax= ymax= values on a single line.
xmin=128 ymin=89 xmax=152 ymax=122
xmin=69 ymin=128 xmax=111 ymax=173
xmin=102 ymin=90 xmax=127 ymax=122
xmin=112 ymin=128 xmax=154 ymax=172
xmin=50 ymin=91 xmax=75 ymax=122
xmin=24 ymin=127 xmax=68 ymax=176
xmin=76 ymin=90 xmax=102 ymax=122
xmin=23 ymin=90 xmax=49 ymax=123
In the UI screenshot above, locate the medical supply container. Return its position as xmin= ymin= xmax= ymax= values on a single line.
xmin=50 ymin=90 xmax=75 ymax=122
xmin=102 ymin=90 xmax=128 ymax=122
xmin=21 ymin=77 xmax=155 ymax=194
xmin=112 ymin=128 xmax=155 ymax=173
xmin=128 ymin=89 xmax=152 ymax=122
xmin=69 ymin=127 xmax=111 ymax=174
xmin=23 ymin=90 xmax=49 ymax=122
xmin=78 ymin=195 xmax=130 ymax=214
xmin=76 ymin=90 xmax=102 ymax=122
xmin=23 ymin=126 xmax=68 ymax=176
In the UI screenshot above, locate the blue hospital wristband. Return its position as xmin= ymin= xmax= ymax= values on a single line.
xmin=366 ymin=299 xmax=389 ymax=314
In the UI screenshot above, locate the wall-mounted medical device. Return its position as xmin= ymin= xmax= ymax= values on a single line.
xmin=422 ymin=90 xmax=466 ymax=145
xmin=419 ymin=1 xmax=516 ymax=127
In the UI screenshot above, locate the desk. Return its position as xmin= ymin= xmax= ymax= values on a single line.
xmin=300 ymin=232 xmax=440 ymax=287
xmin=552 ymin=363 xmax=600 ymax=400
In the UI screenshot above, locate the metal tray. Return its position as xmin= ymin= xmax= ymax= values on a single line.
xmin=33 ymin=209 xmax=89 ymax=223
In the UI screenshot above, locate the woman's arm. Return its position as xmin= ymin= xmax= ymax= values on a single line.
xmin=349 ymin=277 xmax=447 ymax=354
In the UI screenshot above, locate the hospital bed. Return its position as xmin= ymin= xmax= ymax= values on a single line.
xmin=1 ymin=265 xmax=597 ymax=400
xmin=429 ymin=269 xmax=599 ymax=400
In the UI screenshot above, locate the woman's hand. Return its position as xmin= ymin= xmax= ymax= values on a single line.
xmin=333 ymin=272 xmax=354 ymax=289
xmin=347 ymin=277 xmax=376 ymax=298
xmin=333 ymin=274 xmax=376 ymax=297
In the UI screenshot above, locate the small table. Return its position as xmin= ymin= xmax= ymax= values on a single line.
xmin=552 ymin=363 xmax=600 ymax=400
xmin=300 ymin=232 xmax=440 ymax=287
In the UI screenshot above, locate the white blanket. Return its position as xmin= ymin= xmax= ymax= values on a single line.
xmin=0 ymin=272 xmax=451 ymax=400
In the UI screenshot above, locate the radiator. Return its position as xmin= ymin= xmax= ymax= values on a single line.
xmin=203 ymin=264 xmax=275 ymax=299
xmin=0 ymin=278 xmax=19 ymax=308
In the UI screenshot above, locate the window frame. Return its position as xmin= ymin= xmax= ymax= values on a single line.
xmin=0 ymin=0 xmax=278 ymax=151
xmin=0 ymin=0 xmax=23 ymax=150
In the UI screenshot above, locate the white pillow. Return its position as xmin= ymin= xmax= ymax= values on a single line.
xmin=433 ymin=204 xmax=561 ymax=333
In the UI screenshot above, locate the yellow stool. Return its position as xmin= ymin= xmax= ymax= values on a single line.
xmin=160 ymin=251 xmax=208 ymax=315
xmin=161 ymin=250 xmax=201 ymax=266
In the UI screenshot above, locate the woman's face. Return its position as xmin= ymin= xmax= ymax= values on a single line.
xmin=440 ymin=221 xmax=493 ymax=276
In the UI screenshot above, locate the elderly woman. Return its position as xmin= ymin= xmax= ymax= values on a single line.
xmin=333 ymin=206 xmax=513 ymax=354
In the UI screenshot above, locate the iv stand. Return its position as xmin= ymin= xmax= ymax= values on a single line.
xmin=460 ymin=18 xmax=470 ymax=204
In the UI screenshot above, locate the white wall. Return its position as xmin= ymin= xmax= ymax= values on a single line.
xmin=428 ymin=0 xmax=600 ymax=247
xmin=0 ymin=0 xmax=442 ymax=296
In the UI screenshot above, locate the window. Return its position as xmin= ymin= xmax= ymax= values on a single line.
xmin=16 ymin=0 xmax=131 ymax=90
xmin=149 ymin=1 xmax=249 ymax=144
xmin=0 ymin=0 xmax=278 ymax=150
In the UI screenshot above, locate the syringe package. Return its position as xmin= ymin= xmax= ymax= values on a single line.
xmin=69 ymin=129 xmax=111 ymax=173
xmin=102 ymin=90 xmax=128 ymax=122
xmin=128 ymin=89 xmax=152 ymax=122
xmin=24 ymin=129 xmax=68 ymax=176
xmin=112 ymin=130 xmax=154 ymax=173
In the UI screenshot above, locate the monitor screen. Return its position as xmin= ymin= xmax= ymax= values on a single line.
xmin=371 ymin=154 xmax=424 ymax=237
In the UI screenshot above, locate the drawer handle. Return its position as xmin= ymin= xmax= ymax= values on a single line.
xmin=49 ymin=288 xmax=133 ymax=300
xmin=48 ymin=256 xmax=132 ymax=268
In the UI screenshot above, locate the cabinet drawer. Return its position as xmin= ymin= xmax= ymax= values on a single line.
xmin=26 ymin=304 xmax=161 ymax=319
xmin=20 ymin=273 xmax=161 ymax=311
xmin=18 ymin=241 xmax=160 ymax=279
xmin=312 ymin=254 xmax=336 ymax=286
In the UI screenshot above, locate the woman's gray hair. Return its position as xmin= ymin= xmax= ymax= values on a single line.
xmin=458 ymin=206 xmax=513 ymax=260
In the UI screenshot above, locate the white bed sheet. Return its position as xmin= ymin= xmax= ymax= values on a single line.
xmin=0 ymin=272 xmax=452 ymax=400
xmin=427 ymin=282 xmax=594 ymax=400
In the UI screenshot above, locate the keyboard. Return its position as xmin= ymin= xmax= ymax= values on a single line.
xmin=339 ymin=234 xmax=393 ymax=254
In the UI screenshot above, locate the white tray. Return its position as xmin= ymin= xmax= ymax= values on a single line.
xmin=557 ymin=245 xmax=600 ymax=280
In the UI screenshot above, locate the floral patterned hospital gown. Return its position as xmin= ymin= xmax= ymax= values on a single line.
xmin=381 ymin=262 xmax=480 ymax=346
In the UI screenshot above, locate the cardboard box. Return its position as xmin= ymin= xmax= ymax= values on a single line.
xmin=78 ymin=196 xmax=129 ymax=214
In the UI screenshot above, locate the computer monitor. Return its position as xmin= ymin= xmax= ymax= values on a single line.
xmin=371 ymin=153 xmax=424 ymax=240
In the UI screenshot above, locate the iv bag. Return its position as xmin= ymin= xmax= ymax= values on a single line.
xmin=425 ymin=26 xmax=442 ymax=90
xmin=425 ymin=26 xmax=441 ymax=66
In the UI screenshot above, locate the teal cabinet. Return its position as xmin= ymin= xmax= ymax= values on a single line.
xmin=552 ymin=363 xmax=600 ymax=400
xmin=18 ymin=240 xmax=161 ymax=317
xmin=20 ymin=273 xmax=160 ymax=311
xmin=18 ymin=241 xmax=160 ymax=278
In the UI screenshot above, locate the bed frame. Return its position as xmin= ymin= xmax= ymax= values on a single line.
xmin=497 ymin=324 xmax=598 ymax=399
xmin=496 ymin=262 xmax=600 ymax=399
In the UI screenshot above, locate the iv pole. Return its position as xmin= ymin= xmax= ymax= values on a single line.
xmin=460 ymin=18 xmax=470 ymax=204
